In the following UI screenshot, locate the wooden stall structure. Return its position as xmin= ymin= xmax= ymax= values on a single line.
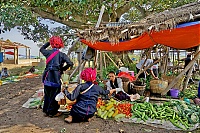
xmin=75 ymin=2 xmax=200 ymax=95
xmin=0 ymin=39 xmax=31 ymax=64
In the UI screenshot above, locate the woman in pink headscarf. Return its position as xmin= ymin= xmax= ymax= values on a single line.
xmin=64 ymin=68 xmax=115 ymax=123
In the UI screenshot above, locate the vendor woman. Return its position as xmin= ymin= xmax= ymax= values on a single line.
xmin=106 ymin=71 xmax=134 ymax=101
xmin=64 ymin=68 xmax=115 ymax=123
xmin=40 ymin=36 xmax=73 ymax=117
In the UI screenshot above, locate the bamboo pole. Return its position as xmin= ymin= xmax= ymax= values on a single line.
xmin=135 ymin=48 xmax=152 ymax=80
xmin=135 ymin=55 xmax=166 ymax=81
xmin=161 ymin=51 xmax=200 ymax=95
xmin=105 ymin=53 xmax=119 ymax=69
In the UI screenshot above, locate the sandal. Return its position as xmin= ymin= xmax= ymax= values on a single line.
xmin=49 ymin=112 xmax=63 ymax=117
xmin=54 ymin=112 xmax=63 ymax=117
xmin=87 ymin=117 xmax=93 ymax=122
xmin=64 ymin=115 xmax=72 ymax=123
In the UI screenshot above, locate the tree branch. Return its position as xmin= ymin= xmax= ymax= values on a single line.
xmin=134 ymin=4 xmax=146 ymax=18
xmin=31 ymin=7 xmax=87 ymax=29
xmin=116 ymin=2 xmax=133 ymax=19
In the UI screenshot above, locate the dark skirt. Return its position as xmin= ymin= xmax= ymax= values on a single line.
xmin=70 ymin=110 xmax=94 ymax=122
xmin=43 ymin=85 xmax=61 ymax=116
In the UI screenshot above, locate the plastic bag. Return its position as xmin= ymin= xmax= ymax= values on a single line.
xmin=61 ymin=73 xmax=69 ymax=84
xmin=55 ymin=92 xmax=65 ymax=101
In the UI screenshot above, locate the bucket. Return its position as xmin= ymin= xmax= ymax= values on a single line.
xmin=170 ymin=89 xmax=179 ymax=98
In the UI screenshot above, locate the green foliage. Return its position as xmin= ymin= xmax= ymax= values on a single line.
xmin=0 ymin=0 xmax=197 ymax=42
xmin=102 ymin=65 xmax=118 ymax=79
xmin=0 ymin=1 xmax=71 ymax=42
xmin=124 ymin=63 xmax=137 ymax=74
xmin=127 ymin=0 xmax=196 ymax=21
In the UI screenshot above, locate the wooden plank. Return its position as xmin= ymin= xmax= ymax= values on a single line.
xmin=149 ymin=97 xmax=171 ymax=101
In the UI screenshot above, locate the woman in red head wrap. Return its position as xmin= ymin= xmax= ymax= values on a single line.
xmin=49 ymin=36 xmax=64 ymax=49
xmin=64 ymin=67 xmax=115 ymax=123
xmin=40 ymin=36 xmax=73 ymax=117
xmin=80 ymin=68 xmax=96 ymax=82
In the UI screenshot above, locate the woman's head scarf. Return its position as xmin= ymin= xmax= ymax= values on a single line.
xmin=49 ymin=36 xmax=64 ymax=49
xmin=80 ymin=68 xmax=96 ymax=82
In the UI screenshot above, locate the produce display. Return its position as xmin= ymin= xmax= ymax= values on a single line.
xmin=96 ymin=98 xmax=200 ymax=130
xmin=179 ymin=84 xmax=198 ymax=99
xmin=131 ymin=101 xmax=199 ymax=130
xmin=97 ymin=98 xmax=128 ymax=120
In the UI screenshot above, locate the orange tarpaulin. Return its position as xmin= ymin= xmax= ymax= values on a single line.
xmin=80 ymin=23 xmax=200 ymax=51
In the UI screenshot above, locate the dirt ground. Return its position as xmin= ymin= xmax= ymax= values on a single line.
xmin=0 ymin=76 xmax=199 ymax=133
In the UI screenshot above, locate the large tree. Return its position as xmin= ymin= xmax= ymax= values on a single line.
xmin=0 ymin=0 xmax=196 ymax=42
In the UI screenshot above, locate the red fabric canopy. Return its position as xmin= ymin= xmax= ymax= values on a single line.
xmin=80 ymin=23 xmax=200 ymax=51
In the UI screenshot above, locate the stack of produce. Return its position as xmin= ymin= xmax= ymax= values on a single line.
xmin=179 ymin=89 xmax=198 ymax=99
xmin=96 ymin=98 xmax=132 ymax=120
xmin=131 ymin=100 xmax=200 ymax=130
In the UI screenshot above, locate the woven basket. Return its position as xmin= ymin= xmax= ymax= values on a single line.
xmin=123 ymin=81 xmax=129 ymax=93
xmin=150 ymin=80 xmax=168 ymax=94
xmin=65 ymin=84 xmax=77 ymax=105
xmin=134 ymin=85 xmax=146 ymax=96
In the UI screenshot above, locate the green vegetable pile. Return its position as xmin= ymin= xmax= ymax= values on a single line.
xmin=179 ymin=89 xmax=198 ymax=99
xmin=131 ymin=100 xmax=200 ymax=130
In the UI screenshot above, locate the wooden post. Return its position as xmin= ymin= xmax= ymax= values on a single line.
xmin=103 ymin=52 xmax=106 ymax=69
xmin=94 ymin=50 xmax=99 ymax=68
xmin=69 ymin=63 xmax=81 ymax=80
xmin=100 ymin=51 xmax=103 ymax=80
xmin=26 ymin=48 xmax=28 ymax=59
xmin=67 ymin=38 xmax=79 ymax=56
xmin=78 ymin=45 xmax=83 ymax=83
xmin=94 ymin=5 xmax=105 ymax=68
xmin=14 ymin=48 xmax=19 ymax=64
xmin=28 ymin=48 xmax=31 ymax=59
xmin=161 ymin=51 xmax=200 ymax=95
xmin=163 ymin=47 xmax=169 ymax=75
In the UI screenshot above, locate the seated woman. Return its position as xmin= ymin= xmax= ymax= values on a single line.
xmin=64 ymin=68 xmax=115 ymax=123
xmin=28 ymin=66 xmax=35 ymax=73
xmin=0 ymin=67 xmax=10 ymax=78
xmin=106 ymin=71 xmax=134 ymax=101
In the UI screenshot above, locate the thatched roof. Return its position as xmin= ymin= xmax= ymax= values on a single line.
xmin=0 ymin=39 xmax=30 ymax=49
xmin=78 ymin=2 xmax=200 ymax=45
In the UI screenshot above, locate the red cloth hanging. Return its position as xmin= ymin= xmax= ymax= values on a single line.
xmin=80 ymin=23 xmax=200 ymax=51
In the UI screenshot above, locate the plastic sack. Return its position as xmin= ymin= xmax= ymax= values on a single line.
xmin=130 ymin=93 xmax=140 ymax=101
xmin=55 ymin=92 xmax=65 ymax=101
